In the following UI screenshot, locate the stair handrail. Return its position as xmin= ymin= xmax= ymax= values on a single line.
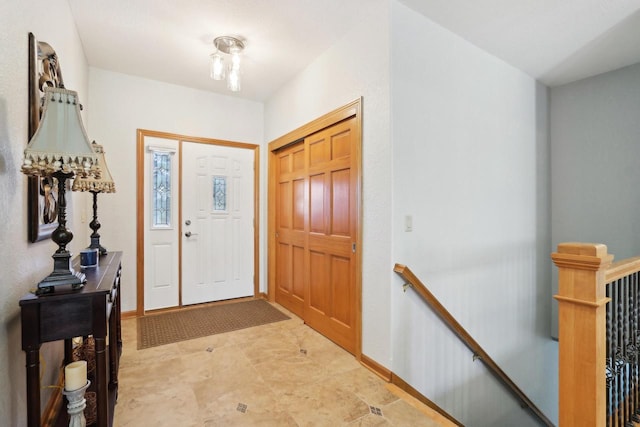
xmin=394 ymin=263 xmax=555 ymax=427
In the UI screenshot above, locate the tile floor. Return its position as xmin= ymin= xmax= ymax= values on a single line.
xmin=114 ymin=303 xmax=451 ymax=426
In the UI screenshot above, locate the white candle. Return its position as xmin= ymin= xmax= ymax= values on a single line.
xmin=64 ymin=360 xmax=87 ymax=391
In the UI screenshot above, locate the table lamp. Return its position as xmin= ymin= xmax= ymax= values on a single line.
xmin=21 ymin=86 xmax=101 ymax=294
xmin=72 ymin=141 xmax=116 ymax=255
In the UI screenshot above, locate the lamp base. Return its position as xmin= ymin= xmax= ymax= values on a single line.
xmin=36 ymin=251 xmax=87 ymax=295
xmin=88 ymin=192 xmax=107 ymax=256
xmin=88 ymin=236 xmax=107 ymax=256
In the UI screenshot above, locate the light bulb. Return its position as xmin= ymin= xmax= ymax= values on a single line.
xmin=227 ymin=68 xmax=241 ymax=92
xmin=231 ymin=51 xmax=241 ymax=71
xmin=210 ymin=53 xmax=225 ymax=80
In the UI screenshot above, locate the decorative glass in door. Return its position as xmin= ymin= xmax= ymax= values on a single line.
xmin=212 ymin=175 xmax=227 ymax=212
xmin=152 ymin=152 xmax=172 ymax=227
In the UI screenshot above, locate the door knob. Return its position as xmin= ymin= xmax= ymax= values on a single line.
xmin=185 ymin=231 xmax=199 ymax=237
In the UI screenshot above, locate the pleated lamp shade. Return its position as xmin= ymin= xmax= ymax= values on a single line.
xmin=21 ymin=86 xmax=100 ymax=179
xmin=72 ymin=142 xmax=116 ymax=193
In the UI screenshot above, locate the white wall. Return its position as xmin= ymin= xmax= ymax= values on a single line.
xmin=390 ymin=3 xmax=556 ymax=426
xmin=550 ymin=62 xmax=640 ymax=335
xmin=551 ymin=62 xmax=640 ymax=258
xmin=86 ymin=69 xmax=264 ymax=312
xmin=265 ymin=0 xmax=392 ymax=366
xmin=0 ymin=1 xmax=90 ymax=424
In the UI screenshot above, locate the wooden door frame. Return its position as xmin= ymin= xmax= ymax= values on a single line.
xmin=267 ymin=98 xmax=363 ymax=358
xmin=136 ymin=129 xmax=260 ymax=317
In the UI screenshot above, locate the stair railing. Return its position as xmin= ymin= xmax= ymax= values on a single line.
xmin=394 ymin=263 xmax=555 ymax=427
xmin=553 ymin=242 xmax=640 ymax=426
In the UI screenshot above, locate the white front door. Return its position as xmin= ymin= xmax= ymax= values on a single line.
xmin=181 ymin=142 xmax=255 ymax=305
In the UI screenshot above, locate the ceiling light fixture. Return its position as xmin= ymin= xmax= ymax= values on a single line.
xmin=210 ymin=35 xmax=245 ymax=92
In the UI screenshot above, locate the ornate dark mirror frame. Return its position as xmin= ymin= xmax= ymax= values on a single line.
xmin=28 ymin=32 xmax=66 ymax=242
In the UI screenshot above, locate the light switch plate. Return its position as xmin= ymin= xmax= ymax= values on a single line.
xmin=404 ymin=215 xmax=413 ymax=232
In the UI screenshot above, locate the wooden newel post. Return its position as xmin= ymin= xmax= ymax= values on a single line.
xmin=552 ymin=243 xmax=613 ymax=427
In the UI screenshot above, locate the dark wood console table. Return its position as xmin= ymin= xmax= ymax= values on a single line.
xmin=20 ymin=251 xmax=122 ymax=427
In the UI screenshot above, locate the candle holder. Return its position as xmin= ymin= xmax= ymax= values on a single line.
xmin=62 ymin=380 xmax=91 ymax=427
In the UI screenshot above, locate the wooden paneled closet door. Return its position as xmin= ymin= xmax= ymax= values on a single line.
xmin=275 ymin=117 xmax=358 ymax=354
xmin=275 ymin=142 xmax=306 ymax=317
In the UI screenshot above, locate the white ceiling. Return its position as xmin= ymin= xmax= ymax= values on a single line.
xmin=398 ymin=0 xmax=640 ymax=87
xmin=67 ymin=0 xmax=640 ymax=102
